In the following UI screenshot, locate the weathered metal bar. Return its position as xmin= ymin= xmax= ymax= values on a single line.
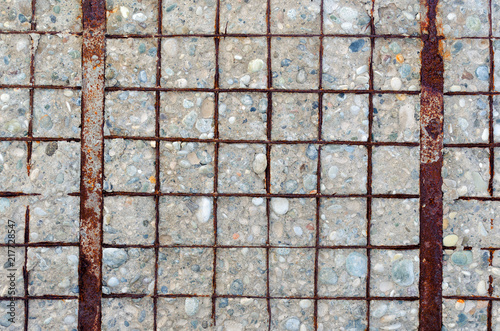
xmin=79 ymin=0 xmax=105 ymax=329
xmin=419 ymin=0 xmax=444 ymax=328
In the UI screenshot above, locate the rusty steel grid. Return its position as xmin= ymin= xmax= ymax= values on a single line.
xmin=4 ymin=0 xmax=497 ymax=329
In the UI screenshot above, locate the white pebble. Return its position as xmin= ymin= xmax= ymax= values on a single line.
xmin=356 ymin=65 xmax=368 ymax=75
xmin=0 ymin=93 xmax=10 ymax=102
xmin=443 ymin=234 xmax=458 ymax=247
xmin=132 ymin=13 xmax=147 ymax=22
xmin=107 ymin=277 xmax=119 ymax=287
xmin=248 ymin=59 xmax=264 ymax=73
xmin=293 ymin=226 xmax=303 ymax=236
xmin=271 ymin=198 xmax=289 ymax=215
xmin=240 ymin=75 xmax=251 ymax=85
xmin=196 ymin=197 xmax=212 ymax=223
xmin=455 ymin=300 xmax=465 ymax=310
xmin=185 ymin=297 xmax=200 ymax=316
xmin=252 ymin=153 xmax=267 ymax=174
xmin=390 ymin=77 xmax=402 ymax=90
xmin=477 ymin=280 xmax=487 ymax=295
xmin=175 ymin=78 xmax=188 ymax=88
xmin=252 ymin=197 xmax=264 ymax=206
xmin=299 ymin=300 xmax=312 ymax=309
xmin=120 ymin=6 xmax=129 ymax=18
xmin=379 ymin=281 xmax=394 ymax=292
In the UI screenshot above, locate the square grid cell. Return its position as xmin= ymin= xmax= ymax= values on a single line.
xmin=0 ymin=3 xmax=83 ymax=326
xmin=95 ymin=0 xmax=425 ymax=328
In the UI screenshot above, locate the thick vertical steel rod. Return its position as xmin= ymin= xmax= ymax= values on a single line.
xmin=79 ymin=0 xmax=105 ymax=329
xmin=419 ymin=0 xmax=444 ymax=328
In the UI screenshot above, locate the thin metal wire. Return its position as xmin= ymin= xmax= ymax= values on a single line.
xmin=152 ymin=0 xmax=163 ymax=327
xmin=210 ymin=0 xmax=222 ymax=325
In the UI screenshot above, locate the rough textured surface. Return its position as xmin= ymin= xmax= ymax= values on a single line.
xmin=0 ymin=0 xmax=486 ymax=328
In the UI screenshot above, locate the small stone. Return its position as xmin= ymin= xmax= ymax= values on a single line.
xmin=132 ymin=13 xmax=147 ymax=22
xmin=328 ymin=166 xmax=339 ymax=179
xmin=126 ymin=165 xmax=137 ymax=176
xmin=477 ymin=280 xmax=487 ymax=295
xmin=139 ymin=70 xmax=147 ymax=83
xmin=185 ymin=297 xmax=200 ymax=316
xmin=391 ymin=259 xmax=414 ymax=286
xmin=64 ymin=315 xmax=76 ymax=325
xmin=45 ymin=142 xmax=58 ymax=156
xmin=293 ymin=226 xmax=303 ymax=236
xmin=455 ymin=300 xmax=465 ymax=311
xmin=296 ymin=69 xmax=307 ymax=83
xmin=120 ymin=6 xmax=130 ymax=18
xmin=345 ymin=252 xmax=367 ymax=277
xmin=472 ymin=171 xmax=488 ymax=192
xmin=356 ymin=65 xmax=368 ymax=75
xmin=319 ymin=267 xmax=338 ymax=285
xmin=305 ymin=144 xmax=318 ymax=160
xmin=399 ymin=64 xmax=412 ymax=79
xmin=451 ymin=251 xmax=473 ymax=266
xmin=39 ymin=115 xmax=53 ymax=130
xmin=187 ymin=152 xmax=200 ymax=165
xmin=299 ymin=300 xmax=312 ymax=309
xmin=271 ymin=198 xmax=289 ymax=215
xmin=248 ymin=59 xmax=264 ymax=73
xmin=284 ymin=180 xmax=299 ymax=193
xmin=379 ymin=281 xmax=393 ymax=292
xmin=462 ymin=70 xmax=474 ymax=80
xmin=241 ymin=94 xmax=253 ymax=106
xmin=284 ymin=317 xmax=301 ymax=331
xmin=252 ymin=197 xmax=264 ymax=206
xmin=389 ymin=41 xmax=402 ymax=54
xmin=182 ymin=111 xmax=198 ymax=128
xmin=0 ymin=198 xmax=11 ymax=213
xmin=240 ymin=75 xmax=251 ymax=85
xmin=457 ymin=313 xmax=468 ymax=327
xmin=183 ymin=99 xmax=194 ymax=109
xmin=195 ymin=119 xmax=212 ymax=133
xmin=303 ymin=174 xmax=317 ymax=191
xmin=5 ymin=119 xmax=20 ymax=133
xmin=103 ymin=248 xmax=128 ymax=268
xmin=107 ymin=277 xmax=119 ymax=287
xmin=196 ymin=197 xmax=212 ymax=223
xmin=390 ymin=77 xmax=402 ymax=90
xmin=339 ymin=7 xmax=358 ymax=21
xmin=34 ymin=207 xmax=47 ymax=216
xmin=252 ymin=153 xmax=267 ymax=174
xmin=0 ymin=318 xmax=10 ymax=327
xmin=443 ymin=234 xmax=458 ymax=247
xmin=466 ymin=15 xmax=481 ymax=32
xmin=475 ymin=65 xmax=489 ymax=81
xmin=230 ymin=279 xmax=244 ymax=295
xmin=0 ymin=93 xmax=9 ymax=102
xmin=165 ymin=4 xmax=177 ymax=12
xmin=349 ymin=39 xmax=365 ymax=53
xmin=281 ymin=59 xmax=292 ymax=67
